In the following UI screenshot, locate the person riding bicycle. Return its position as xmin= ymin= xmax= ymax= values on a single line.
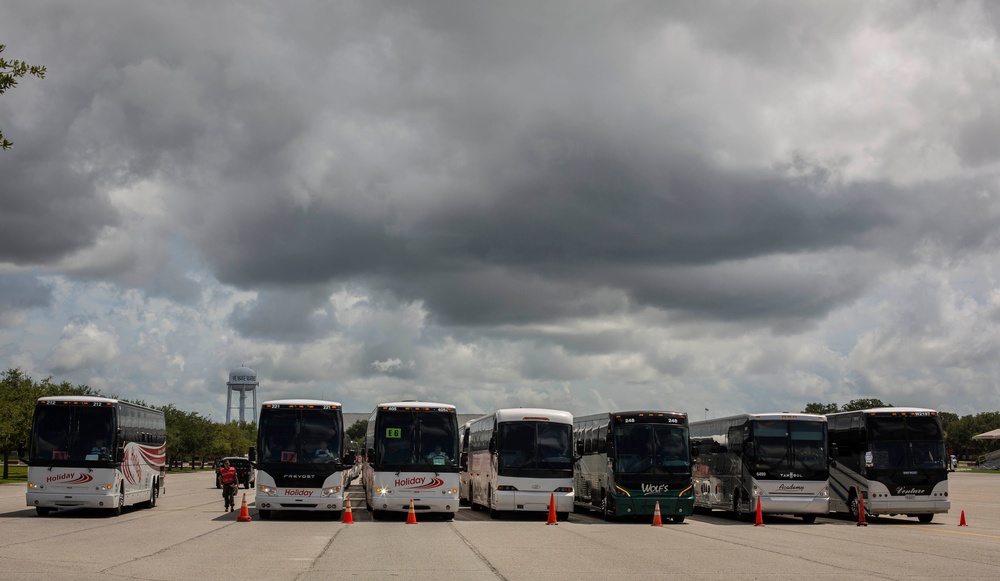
xmin=219 ymin=459 xmax=240 ymax=512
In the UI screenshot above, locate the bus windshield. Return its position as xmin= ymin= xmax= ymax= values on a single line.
xmin=614 ymin=423 xmax=689 ymax=474
xmin=377 ymin=411 xmax=458 ymax=468
xmin=259 ymin=408 xmax=343 ymax=464
xmin=868 ymin=416 xmax=946 ymax=470
xmin=31 ymin=405 xmax=115 ymax=462
xmin=498 ymin=422 xmax=573 ymax=477
xmin=751 ymin=420 xmax=826 ymax=478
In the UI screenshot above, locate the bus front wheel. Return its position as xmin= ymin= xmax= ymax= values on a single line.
xmin=601 ymin=492 xmax=615 ymax=521
xmin=35 ymin=507 xmax=50 ymax=516
xmin=917 ymin=514 xmax=933 ymax=523
xmin=848 ymin=491 xmax=861 ymax=522
xmin=734 ymin=494 xmax=749 ymax=522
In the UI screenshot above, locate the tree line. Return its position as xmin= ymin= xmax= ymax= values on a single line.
xmin=804 ymin=399 xmax=1000 ymax=460
xmin=0 ymin=368 xmax=255 ymax=479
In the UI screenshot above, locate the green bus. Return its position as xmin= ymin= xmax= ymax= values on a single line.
xmin=573 ymin=410 xmax=693 ymax=522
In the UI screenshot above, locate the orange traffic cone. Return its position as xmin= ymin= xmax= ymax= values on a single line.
xmin=651 ymin=501 xmax=663 ymax=527
xmin=753 ymin=496 xmax=764 ymax=526
xmin=856 ymin=493 xmax=868 ymax=527
xmin=237 ymin=492 xmax=252 ymax=522
xmin=959 ymin=510 xmax=968 ymax=526
xmin=342 ymin=497 xmax=354 ymax=524
xmin=406 ymin=499 xmax=418 ymax=524
xmin=546 ymin=492 xmax=558 ymax=525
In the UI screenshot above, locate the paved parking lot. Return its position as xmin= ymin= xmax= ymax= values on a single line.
xmin=2 ymin=471 xmax=998 ymax=580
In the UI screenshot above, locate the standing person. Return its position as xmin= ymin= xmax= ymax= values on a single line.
xmin=219 ymin=459 xmax=240 ymax=512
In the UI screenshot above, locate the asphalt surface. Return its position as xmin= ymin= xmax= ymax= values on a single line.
xmin=2 ymin=471 xmax=999 ymax=580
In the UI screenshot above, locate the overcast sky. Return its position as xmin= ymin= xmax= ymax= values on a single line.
xmin=2 ymin=1 xmax=1000 ymax=422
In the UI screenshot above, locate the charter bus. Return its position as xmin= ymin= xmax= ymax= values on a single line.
xmin=465 ymin=408 xmax=574 ymax=520
xmin=363 ymin=401 xmax=460 ymax=519
xmin=827 ymin=407 xmax=950 ymax=523
xmin=24 ymin=396 xmax=165 ymax=516
xmin=250 ymin=399 xmax=349 ymax=520
xmin=574 ymin=410 xmax=693 ymax=522
xmin=689 ymin=413 xmax=829 ymax=523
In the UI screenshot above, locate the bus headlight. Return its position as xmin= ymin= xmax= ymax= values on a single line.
xmin=321 ymin=486 xmax=341 ymax=497
xmin=443 ymin=489 xmax=457 ymax=494
xmin=376 ymin=487 xmax=391 ymax=494
xmin=554 ymin=487 xmax=573 ymax=493
xmin=258 ymin=485 xmax=277 ymax=495
xmin=28 ymin=482 xmax=42 ymax=490
xmin=496 ymin=485 xmax=518 ymax=491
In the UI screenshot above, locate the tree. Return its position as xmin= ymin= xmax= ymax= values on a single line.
xmin=346 ymin=419 xmax=367 ymax=451
xmin=841 ymin=398 xmax=890 ymax=411
xmin=0 ymin=44 xmax=47 ymax=150
xmin=0 ymin=369 xmax=96 ymax=479
xmin=803 ymin=402 xmax=839 ymax=414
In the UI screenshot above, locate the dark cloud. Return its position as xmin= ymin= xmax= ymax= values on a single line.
xmin=0 ymin=147 xmax=118 ymax=264
xmin=228 ymin=287 xmax=337 ymax=342
xmin=0 ymin=273 xmax=53 ymax=325
xmin=2 ymin=2 xmax=1000 ymax=418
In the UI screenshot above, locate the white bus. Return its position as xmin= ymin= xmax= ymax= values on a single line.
xmin=689 ymin=413 xmax=829 ymax=523
xmin=250 ymin=399 xmax=350 ymax=520
xmin=25 ymin=396 xmax=165 ymax=516
xmin=465 ymin=408 xmax=574 ymax=520
xmin=363 ymin=401 xmax=460 ymax=520
xmin=827 ymin=407 xmax=950 ymax=523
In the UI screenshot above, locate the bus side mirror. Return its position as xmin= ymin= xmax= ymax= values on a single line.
xmin=367 ymin=448 xmax=375 ymax=462
xmin=575 ymin=440 xmax=584 ymax=455
xmin=690 ymin=441 xmax=701 ymax=455
xmin=829 ymin=443 xmax=838 ymax=462
xmin=343 ymin=452 xmax=356 ymax=464
xmin=248 ymin=446 xmax=257 ymax=462
xmin=17 ymin=442 xmax=25 ymax=459
xmin=459 ymin=452 xmax=468 ymax=470
xmin=116 ymin=448 xmax=125 ymax=463
xmin=488 ymin=437 xmax=496 ymax=455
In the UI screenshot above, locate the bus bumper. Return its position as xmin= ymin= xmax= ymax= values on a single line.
xmin=867 ymin=498 xmax=951 ymax=515
xmin=255 ymin=491 xmax=345 ymax=512
xmin=498 ymin=490 xmax=573 ymax=513
xmin=27 ymin=490 xmax=118 ymax=510
xmin=371 ymin=495 xmax=459 ymax=514
xmin=759 ymin=495 xmax=829 ymax=515
xmin=619 ymin=496 xmax=694 ymax=518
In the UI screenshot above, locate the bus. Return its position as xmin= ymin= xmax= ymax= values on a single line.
xmin=363 ymin=401 xmax=460 ymax=520
xmin=458 ymin=420 xmax=473 ymax=506
xmin=24 ymin=396 xmax=165 ymax=516
xmin=689 ymin=413 xmax=829 ymax=523
xmin=827 ymin=407 xmax=950 ymax=523
xmin=466 ymin=408 xmax=574 ymax=519
xmin=574 ymin=410 xmax=693 ymax=522
xmin=250 ymin=399 xmax=349 ymax=520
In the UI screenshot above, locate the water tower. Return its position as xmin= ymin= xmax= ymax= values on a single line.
xmin=226 ymin=366 xmax=258 ymax=423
